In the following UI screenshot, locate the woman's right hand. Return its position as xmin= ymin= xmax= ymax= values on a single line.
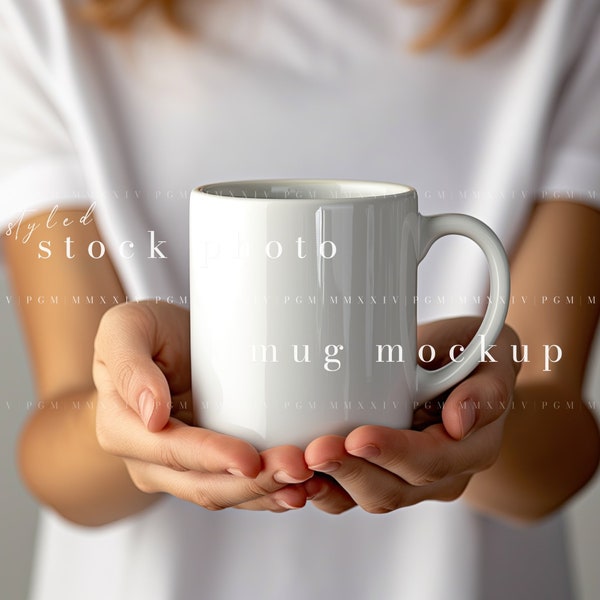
xmin=93 ymin=301 xmax=313 ymax=512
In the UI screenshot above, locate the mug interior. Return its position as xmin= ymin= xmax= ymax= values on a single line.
xmin=197 ymin=179 xmax=414 ymax=200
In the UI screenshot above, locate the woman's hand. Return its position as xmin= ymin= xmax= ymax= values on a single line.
xmin=93 ymin=301 xmax=313 ymax=513
xmin=303 ymin=318 xmax=520 ymax=514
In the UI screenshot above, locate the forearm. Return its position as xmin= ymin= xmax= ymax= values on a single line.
xmin=4 ymin=210 xmax=155 ymax=525
xmin=464 ymin=201 xmax=600 ymax=521
xmin=18 ymin=388 xmax=160 ymax=526
xmin=463 ymin=378 xmax=600 ymax=522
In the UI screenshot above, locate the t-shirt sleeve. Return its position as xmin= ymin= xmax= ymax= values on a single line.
xmin=0 ymin=17 xmax=88 ymax=230
xmin=537 ymin=12 xmax=600 ymax=208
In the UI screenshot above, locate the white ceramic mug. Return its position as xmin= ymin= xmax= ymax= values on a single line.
xmin=190 ymin=180 xmax=509 ymax=449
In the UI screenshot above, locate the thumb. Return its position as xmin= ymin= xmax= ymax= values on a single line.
xmin=442 ymin=369 xmax=513 ymax=441
xmin=441 ymin=324 xmax=519 ymax=440
xmin=93 ymin=302 xmax=189 ymax=432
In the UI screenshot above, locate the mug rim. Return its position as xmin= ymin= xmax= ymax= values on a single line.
xmin=192 ymin=179 xmax=416 ymax=202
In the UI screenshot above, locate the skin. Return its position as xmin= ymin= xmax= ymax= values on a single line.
xmin=4 ymin=200 xmax=600 ymax=526
xmin=305 ymin=201 xmax=600 ymax=519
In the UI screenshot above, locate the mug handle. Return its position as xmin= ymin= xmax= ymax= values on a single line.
xmin=415 ymin=213 xmax=510 ymax=404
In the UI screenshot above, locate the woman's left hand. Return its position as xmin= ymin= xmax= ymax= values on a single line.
xmin=303 ymin=317 xmax=520 ymax=514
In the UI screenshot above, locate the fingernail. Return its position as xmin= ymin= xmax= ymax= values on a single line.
xmin=274 ymin=471 xmax=310 ymax=484
xmin=227 ymin=468 xmax=247 ymax=478
xmin=275 ymin=499 xmax=300 ymax=510
xmin=307 ymin=461 xmax=341 ymax=474
xmin=460 ymin=399 xmax=477 ymax=439
xmin=347 ymin=444 xmax=380 ymax=459
xmin=139 ymin=389 xmax=155 ymax=428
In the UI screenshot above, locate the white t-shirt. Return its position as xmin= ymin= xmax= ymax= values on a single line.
xmin=1 ymin=0 xmax=599 ymax=598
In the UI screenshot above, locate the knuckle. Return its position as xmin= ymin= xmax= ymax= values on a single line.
xmin=195 ymin=429 xmax=221 ymax=458
xmin=333 ymin=505 xmax=354 ymax=515
xmin=246 ymin=479 xmax=274 ymax=498
xmin=480 ymin=450 xmax=499 ymax=471
xmin=93 ymin=311 xmax=112 ymax=355
xmin=487 ymin=373 xmax=512 ymax=408
xmin=309 ymin=484 xmax=355 ymax=515
xmin=320 ymin=504 xmax=352 ymax=515
xmin=475 ymin=430 xmax=503 ymax=471
xmin=410 ymin=455 xmax=451 ymax=486
xmin=157 ymin=442 xmax=188 ymax=472
xmin=312 ymin=498 xmax=352 ymax=515
xmin=132 ymin=477 xmax=154 ymax=495
xmin=380 ymin=436 xmax=410 ymax=469
xmin=94 ymin=303 xmax=158 ymax=396
xmin=361 ymin=491 xmax=404 ymax=515
xmin=336 ymin=463 xmax=367 ymax=489
xmin=191 ymin=488 xmax=227 ymax=511
xmin=436 ymin=478 xmax=469 ymax=502
xmin=203 ymin=500 xmax=227 ymax=512
xmin=94 ymin=306 xmax=128 ymax=353
xmin=95 ymin=420 xmax=118 ymax=455
xmin=115 ymin=361 xmax=137 ymax=400
xmin=362 ymin=503 xmax=392 ymax=515
xmin=126 ymin=464 xmax=156 ymax=495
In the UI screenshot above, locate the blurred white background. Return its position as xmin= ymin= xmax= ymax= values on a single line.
xmin=1 ymin=265 xmax=598 ymax=599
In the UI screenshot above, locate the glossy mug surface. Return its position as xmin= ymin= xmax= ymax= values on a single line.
xmin=190 ymin=180 xmax=509 ymax=449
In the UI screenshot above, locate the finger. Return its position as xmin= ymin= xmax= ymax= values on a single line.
xmin=441 ymin=360 xmax=515 ymax=441
xmin=306 ymin=435 xmax=438 ymax=512
xmin=303 ymin=474 xmax=356 ymax=514
xmin=98 ymin=396 xmax=312 ymax=478
xmin=235 ymin=446 xmax=313 ymax=510
xmin=307 ymin=435 xmax=473 ymax=512
xmin=261 ymin=445 xmax=314 ymax=486
xmin=344 ymin=423 xmax=502 ymax=486
xmin=123 ymin=463 xmax=266 ymax=510
xmin=416 ymin=320 xmax=519 ymax=440
xmin=236 ymin=485 xmax=310 ymax=512
xmin=93 ymin=302 xmax=190 ymax=431
xmin=125 ymin=446 xmax=311 ymax=511
xmin=415 ymin=319 xmax=520 ymax=439
xmin=236 ymin=446 xmax=314 ymax=511
xmin=97 ymin=394 xmax=262 ymax=476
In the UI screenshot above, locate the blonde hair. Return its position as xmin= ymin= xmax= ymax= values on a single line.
xmin=411 ymin=0 xmax=537 ymax=54
xmin=79 ymin=0 xmax=179 ymax=30
xmin=80 ymin=0 xmax=536 ymax=54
